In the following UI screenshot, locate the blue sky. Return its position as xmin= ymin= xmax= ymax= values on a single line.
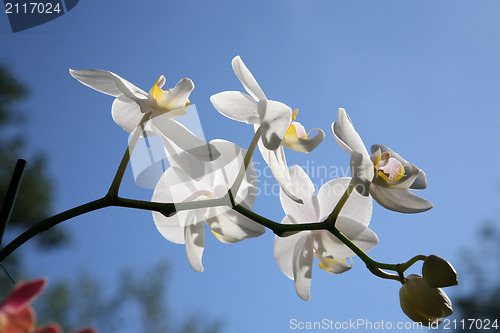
xmin=2 ymin=1 xmax=500 ymax=332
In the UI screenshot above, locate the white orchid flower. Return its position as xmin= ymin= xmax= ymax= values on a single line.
xmin=332 ymin=108 xmax=433 ymax=213
xmin=210 ymin=56 xmax=325 ymax=202
xmin=70 ymin=69 xmax=218 ymax=161
xmin=274 ymin=165 xmax=378 ymax=300
xmin=152 ymin=140 xmax=265 ymax=272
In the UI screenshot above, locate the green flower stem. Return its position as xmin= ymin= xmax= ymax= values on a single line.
xmin=368 ymin=266 xmax=401 ymax=282
xmin=320 ymin=178 xmax=405 ymax=281
xmin=324 ymin=179 xmax=355 ymax=227
xmin=0 ymin=159 xmax=27 ymax=246
xmin=0 ymin=127 xmax=423 ymax=286
xmin=108 ymin=112 xmax=151 ymax=199
xmin=116 ymin=196 xmax=230 ymax=216
xmin=233 ymin=204 xmax=326 ymax=234
xmin=328 ymin=226 xmax=399 ymax=273
xmin=0 ymin=196 xmax=112 ymax=262
xmin=0 ymin=193 xmax=234 ymax=262
xmin=234 ymin=200 xmax=406 ymax=283
xmin=399 ymin=255 xmax=428 ymax=272
xmin=228 ymin=126 xmax=262 ymax=202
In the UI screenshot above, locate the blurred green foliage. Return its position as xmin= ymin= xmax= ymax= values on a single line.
xmin=0 ymin=65 xmax=66 ymax=250
xmin=452 ymin=223 xmax=500 ymax=332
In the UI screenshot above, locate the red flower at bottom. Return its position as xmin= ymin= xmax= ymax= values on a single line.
xmin=0 ymin=278 xmax=46 ymax=333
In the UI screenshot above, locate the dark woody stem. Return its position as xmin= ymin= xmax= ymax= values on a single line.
xmin=0 ymin=194 xmax=229 ymax=262
xmin=324 ymin=179 xmax=355 ymax=227
xmin=0 ymin=125 xmax=423 ymax=284
xmin=228 ymin=126 xmax=262 ymax=204
xmin=108 ymin=112 xmax=151 ymax=199
xmin=398 ymin=255 xmax=428 ymax=273
xmin=0 ymin=196 xmax=111 ymax=262
xmin=0 ymin=159 xmax=27 ymax=246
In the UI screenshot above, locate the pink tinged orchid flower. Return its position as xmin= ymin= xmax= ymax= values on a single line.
xmin=69 ymin=69 xmax=217 ymax=161
xmin=152 ymin=140 xmax=265 ymax=272
xmin=210 ymin=56 xmax=325 ymax=202
xmin=273 ymin=166 xmax=378 ymax=301
xmin=332 ymin=108 xmax=433 ymax=213
xmin=0 ymin=278 xmax=46 ymax=333
xmin=34 ymin=323 xmax=97 ymax=333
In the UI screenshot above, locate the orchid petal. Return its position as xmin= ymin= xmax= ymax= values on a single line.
xmin=111 ymin=95 xmax=146 ymax=133
xmin=292 ymin=233 xmax=314 ymax=301
xmin=410 ymin=170 xmax=428 ymax=190
xmin=371 ymin=144 xmax=426 ymax=189
xmin=208 ymin=140 xmax=253 ymax=196
xmin=318 ymin=257 xmax=353 ymax=274
xmin=266 ymin=146 xmax=302 ymax=203
xmin=151 ymin=78 xmax=194 ymax=111
xmin=205 ymin=208 xmax=265 ymax=241
xmin=152 ymin=117 xmax=220 ymax=161
xmin=281 ymin=127 xmax=325 ymax=153
xmin=152 ymin=168 xmax=207 ymax=243
xmin=1 ymin=278 xmax=46 ymax=313
xmin=210 ymin=230 xmax=240 ymax=244
xmin=3 ymin=307 xmax=36 ymax=333
xmin=156 ymin=75 xmax=166 ymax=88
xmin=69 ymin=69 xmax=147 ymax=101
xmin=210 ymin=91 xmax=259 ymax=124
xmin=152 ymin=211 xmax=187 ymax=244
xmin=380 ymin=167 xmax=419 ymax=189
xmin=161 ymin=137 xmax=208 ymax=181
xmin=274 ymin=224 xmax=308 ymax=279
xmin=232 ymin=56 xmax=266 ymax=101
xmin=256 ymin=135 xmax=301 ymax=201
xmin=233 ymin=166 xmax=257 ymax=208
xmin=153 ymin=166 xmax=207 ymax=204
xmin=279 ymin=165 xmax=319 ymax=223
xmin=153 ymin=212 xmax=190 ymax=244
xmin=315 ymin=218 xmax=378 ymax=259
xmin=317 ymin=177 xmax=372 ymax=226
xmin=332 ymin=108 xmax=369 ymax=156
xmin=370 ymin=185 xmax=433 ymax=213
xmin=350 ymin=151 xmax=374 ymax=196
xmin=185 ymin=221 xmax=205 ymax=272
xmin=257 ymin=99 xmax=292 ymax=151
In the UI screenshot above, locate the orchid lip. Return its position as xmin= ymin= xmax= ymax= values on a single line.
xmin=370 ymin=149 xmax=405 ymax=184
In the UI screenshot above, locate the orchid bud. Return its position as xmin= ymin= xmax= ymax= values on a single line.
xmin=399 ymin=274 xmax=453 ymax=326
xmin=422 ymin=255 xmax=458 ymax=288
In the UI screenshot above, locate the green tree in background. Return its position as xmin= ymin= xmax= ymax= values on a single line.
xmin=0 ymin=65 xmax=65 ymax=250
xmin=0 ymin=65 xmax=223 ymax=333
xmin=38 ymin=262 xmax=223 ymax=333
xmin=452 ymin=222 xmax=500 ymax=332
xmin=0 ymin=65 xmax=65 ymax=298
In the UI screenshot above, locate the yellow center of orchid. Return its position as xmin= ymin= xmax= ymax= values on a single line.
xmin=281 ymin=109 xmax=310 ymax=152
xmin=148 ymin=76 xmax=190 ymax=115
xmin=313 ymin=250 xmax=353 ymax=274
xmin=371 ymin=150 xmax=405 ymax=183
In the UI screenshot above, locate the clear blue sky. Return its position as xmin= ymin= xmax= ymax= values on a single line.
xmin=2 ymin=1 xmax=500 ymax=332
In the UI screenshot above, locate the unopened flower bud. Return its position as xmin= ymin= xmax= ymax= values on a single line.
xmin=422 ymin=255 xmax=458 ymax=288
xmin=399 ymin=274 xmax=453 ymax=326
